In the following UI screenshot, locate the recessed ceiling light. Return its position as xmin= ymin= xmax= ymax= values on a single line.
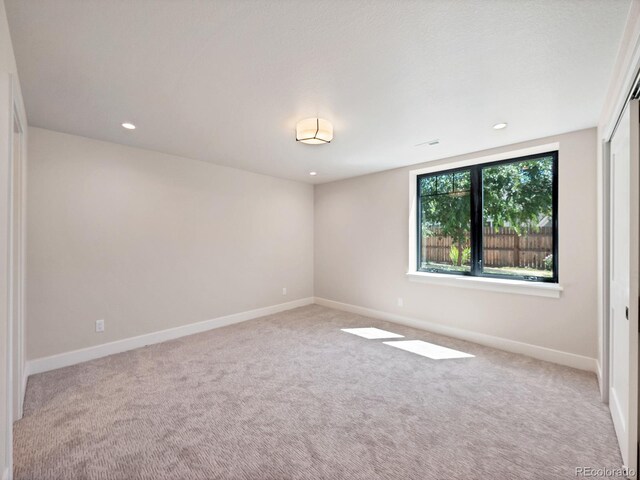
xmin=493 ymin=122 xmax=508 ymax=130
xmin=121 ymin=122 xmax=136 ymax=130
xmin=309 ymin=171 xmax=318 ymax=176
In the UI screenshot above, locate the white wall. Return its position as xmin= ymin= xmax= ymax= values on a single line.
xmin=0 ymin=1 xmax=17 ymax=76
xmin=315 ymin=128 xmax=598 ymax=363
xmin=26 ymin=127 xmax=314 ymax=360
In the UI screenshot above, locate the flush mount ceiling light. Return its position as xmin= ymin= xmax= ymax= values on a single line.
xmin=309 ymin=171 xmax=318 ymax=176
xmin=493 ymin=122 xmax=508 ymax=130
xmin=121 ymin=122 xmax=136 ymax=130
xmin=296 ymin=118 xmax=333 ymax=144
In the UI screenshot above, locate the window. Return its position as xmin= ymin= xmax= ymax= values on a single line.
xmin=417 ymin=151 xmax=558 ymax=283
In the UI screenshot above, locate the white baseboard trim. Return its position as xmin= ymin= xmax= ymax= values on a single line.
xmin=314 ymin=297 xmax=598 ymax=372
xmin=26 ymin=297 xmax=313 ymax=376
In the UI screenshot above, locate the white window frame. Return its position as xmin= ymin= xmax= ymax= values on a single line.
xmin=407 ymin=142 xmax=563 ymax=298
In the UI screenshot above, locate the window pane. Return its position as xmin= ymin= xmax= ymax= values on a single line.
xmin=419 ymin=170 xmax=471 ymax=273
xmin=482 ymin=156 xmax=554 ymax=279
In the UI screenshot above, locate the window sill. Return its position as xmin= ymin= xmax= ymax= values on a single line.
xmin=406 ymin=271 xmax=562 ymax=298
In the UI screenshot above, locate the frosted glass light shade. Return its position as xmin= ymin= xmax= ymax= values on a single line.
xmin=296 ymin=118 xmax=333 ymax=144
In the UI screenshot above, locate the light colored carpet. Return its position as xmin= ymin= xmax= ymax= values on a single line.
xmin=15 ymin=305 xmax=621 ymax=479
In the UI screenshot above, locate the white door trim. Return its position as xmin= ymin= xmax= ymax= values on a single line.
xmin=9 ymin=95 xmax=25 ymax=422
xmin=0 ymin=73 xmax=13 ymax=480
xmin=1 ymin=72 xmax=27 ymax=480
xmin=601 ymin=138 xmax=612 ymax=403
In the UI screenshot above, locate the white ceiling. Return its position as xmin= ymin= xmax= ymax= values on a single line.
xmin=5 ymin=0 xmax=631 ymax=183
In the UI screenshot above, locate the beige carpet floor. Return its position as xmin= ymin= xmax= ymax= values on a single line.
xmin=15 ymin=305 xmax=621 ymax=479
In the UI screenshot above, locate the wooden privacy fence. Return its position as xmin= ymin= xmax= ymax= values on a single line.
xmin=422 ymin=226 xmax=552 ymax=270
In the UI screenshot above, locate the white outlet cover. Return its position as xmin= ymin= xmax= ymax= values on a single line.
xmin=95 ymin=319 xmax=105 ymax=332
xmin=397 ymin=298 xmax=404 ymax=307
xmin=282 ymin=287 xmax=287 ymax=295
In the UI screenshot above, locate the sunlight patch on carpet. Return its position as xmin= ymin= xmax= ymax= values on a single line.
xmin=383 ymin=340 xmax=474 ymax=359
xmin=341 ymin=327 xmax=404 ymax=339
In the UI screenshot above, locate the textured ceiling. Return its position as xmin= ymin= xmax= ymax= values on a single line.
xmin=5 ymin=0 xmax=631 ymax=183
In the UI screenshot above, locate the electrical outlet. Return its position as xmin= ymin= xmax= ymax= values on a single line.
xmin=95 ymin=319 xmax=105 ymax=333
xmin=282 ymin=287 xmax=287 ymax=295
xmin=397 ymin=298 xmax=404 ymax=307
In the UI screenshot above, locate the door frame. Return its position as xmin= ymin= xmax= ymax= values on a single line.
xmin=2 ymin=72 xmax=27 ymax=480
xmin=9 ymin=97 xmax=25 ymax=422
xmin=602 ymin=137 xmax=612 ymax=404
xmin=600 ymin=8 xmax=640 ymax=403
xmin=600 ymin=44 xmax=640 ymax=402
